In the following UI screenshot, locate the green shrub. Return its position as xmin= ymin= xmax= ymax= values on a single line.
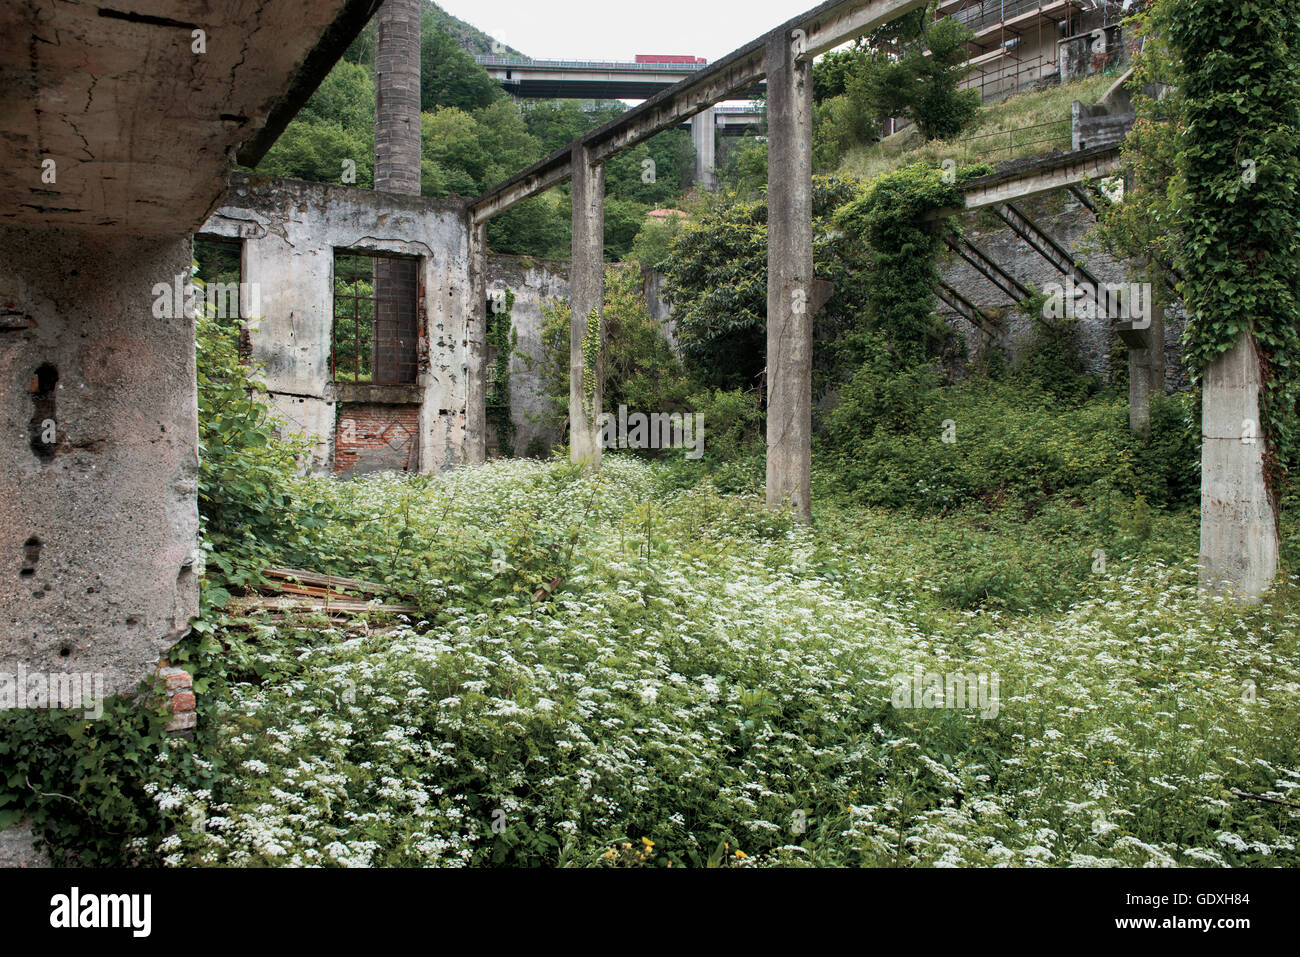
xmin=822 ymin=362 xmax=1200 ymax=515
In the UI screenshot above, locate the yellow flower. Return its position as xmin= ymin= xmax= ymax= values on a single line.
xmin=642 ymin=837 xmax=654 ymax=847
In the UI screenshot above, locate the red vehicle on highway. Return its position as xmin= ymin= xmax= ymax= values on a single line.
xmin=635 ymin=55 xmax=708 ymax=64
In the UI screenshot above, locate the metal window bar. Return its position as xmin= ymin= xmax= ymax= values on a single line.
xmin=332 ymin=251 xmax=422 ymax=385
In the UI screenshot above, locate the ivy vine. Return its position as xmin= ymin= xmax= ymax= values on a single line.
xmin=581 ymin=306 xmax=601 ymax=408
xmin=834 ymin=161 xmax=991 ymax=368
xmin=486 ymin=288 xmax=517 ymax=453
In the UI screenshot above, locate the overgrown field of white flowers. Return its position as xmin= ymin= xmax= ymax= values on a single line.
xmin=158 ymin=458 xmax=1300 ymax=867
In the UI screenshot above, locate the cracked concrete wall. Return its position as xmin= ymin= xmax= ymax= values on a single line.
xmin=0 ymin=225 xmax=200 ymax=700
xmin=199 ymin=173 xmax=473 ymax=474
xmin=938 ymin=190 xmax=1189 ymax=392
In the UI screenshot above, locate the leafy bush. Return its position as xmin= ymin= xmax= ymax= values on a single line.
xmin=535 ymin=266 xmax=694 ymax=444
xmin=821 ymin=363 xmax=1200 ymax=513
xmin=196 ymin=310 xmax=325 ymax=602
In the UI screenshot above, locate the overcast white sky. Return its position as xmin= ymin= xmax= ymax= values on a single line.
xmin=436 ymin=0 xmax=819 ymax=61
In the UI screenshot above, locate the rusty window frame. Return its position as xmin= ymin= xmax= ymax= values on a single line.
xmin=332 ymin=250 xmax=423 ymax=385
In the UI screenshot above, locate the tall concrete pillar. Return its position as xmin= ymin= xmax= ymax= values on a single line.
xmin=692 ymin=107 xmax=717 ymax=190
xmin=373 ymin=0 xmax=422 ymax=196
xmin=466 ymin=221 xmax=488 ymax=464
xmin=764 ymin=31 xmax=814 ymax=522
xmin=0 ymin=225 xmax=200 ymax=697
xmin=1199 ymin=331 xmax=1279 ymax=599
xmin=570 ymin=144 xmax=605 ymax=467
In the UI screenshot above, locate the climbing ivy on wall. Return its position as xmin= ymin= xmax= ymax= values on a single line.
xmin=833 ymin=161 xmax=990 ymax=368
xmin=1169 ymin=0 xmax=1300 ymax=494
xmin=486 ymin=288 xmax=516 ymax=454
xmin=581 ymin=307 xmax=601 ymax=407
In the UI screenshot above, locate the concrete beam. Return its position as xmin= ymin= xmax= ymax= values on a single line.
xmin=569 ymin=146 xmax=605 ymax=467
xmin=794 ymin=0 xmax=929 ymax=61
xmin=764 ymin=31 xmax=814 ymax=522
xmin=1199 ymin=332 xmax=1279 ymax=600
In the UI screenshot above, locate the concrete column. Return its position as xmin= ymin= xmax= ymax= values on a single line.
xmin=0 ymin=225 xmax=200 ymax=697
xmin=764 ymin=30 xmax=814 ymax=522
xmin=1199 ymin=331 xmax=1279 ymax=599
xmin=1148 ymin=267 xmax=1166 ymax=398
xmin=1129 ymin=340 xmax=1151 ymax=434
xmin=465 ymin=221 xmax=488 ymax=465
xmin=373 ymin=0 xmax=423 ymax=196
xmin=569 ymin=144 xmax=605 ymax=467
xmin=692 ymin=107 xmax=718 ymax=190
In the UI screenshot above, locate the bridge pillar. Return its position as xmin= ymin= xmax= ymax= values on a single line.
xmin=764 ymin=30 xmax=813 ymax=522
xmin=570 ymin=144 xmax=605 ymax=468
xmin=692 ymin=108 xmax=718 ymax=190
xmin=1199 ymin=332 xmax=1279 ymax=599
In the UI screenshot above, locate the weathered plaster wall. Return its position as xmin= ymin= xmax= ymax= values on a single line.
xmin=485 ymin=257 xmax=677 ymax=458
xmin=938 ymin=191 xmax=1189 ymax=392
xmin=199 ymin=174 xmax=473 ymax=474
xmin=486 ymin=255 xmax=570 ymax=457
xmin=0 ymin=225 xmax=200 ymax=699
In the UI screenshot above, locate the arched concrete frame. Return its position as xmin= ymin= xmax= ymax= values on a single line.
xmin=465 ymin=0 xmax=931 ymax=516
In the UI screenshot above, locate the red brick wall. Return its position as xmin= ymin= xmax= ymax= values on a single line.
xmin=333 ymin=404 xmax=419 ymax=475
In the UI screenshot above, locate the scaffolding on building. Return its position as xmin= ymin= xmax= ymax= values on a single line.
xmin=936 ymin=0 xmax=1129 ymax=104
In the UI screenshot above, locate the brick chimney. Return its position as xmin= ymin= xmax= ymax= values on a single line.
xmin=374 ymin=0 xmax=422 ymax=195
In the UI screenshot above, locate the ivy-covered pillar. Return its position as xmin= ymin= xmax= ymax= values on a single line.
xmin=570 ymin=143 xmax=605 ymax=467
xmin=1170 ymin=0 xmax=1299 ymax=599
xmin=465 ymin=220 xmax=488 ymax=465
xmin=764 ymin=28 xmax=814 ymax=522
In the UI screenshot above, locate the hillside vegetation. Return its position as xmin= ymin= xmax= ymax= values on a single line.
xmin=838 ymin=73 xmax=1115 ymax=183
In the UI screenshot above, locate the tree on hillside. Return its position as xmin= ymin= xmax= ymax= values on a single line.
xmin=420 ymin=27 xmax=504 ymax=112
xmin=256 ymin=60 xmax=375 ymax=186
xmin=852 ymin=17 xmax=980 ymax=142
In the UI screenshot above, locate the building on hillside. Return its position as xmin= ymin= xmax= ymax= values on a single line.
xmin=939 ymin=0 xmax=1133 ymax=103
